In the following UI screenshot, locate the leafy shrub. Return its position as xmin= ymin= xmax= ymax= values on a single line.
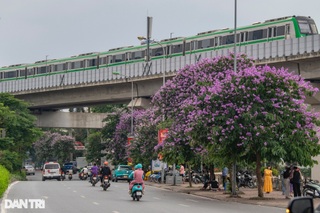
xmin=0 ymin=165 xmax=10 ymax=198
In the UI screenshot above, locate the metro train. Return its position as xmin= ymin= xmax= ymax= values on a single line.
xmin=0 ymin=15 xmax=318 ymax=82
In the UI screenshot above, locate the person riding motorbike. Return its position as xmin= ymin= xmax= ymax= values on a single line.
xmin=100 ymin=161 xmax=112 ymax=185
xmin=129 ymin=163 xmax=145 ymax=194
xmin=79 ymin=166 xmax=89 ymax=179
xmin=90 ymin=163 xmax=99 ymax=183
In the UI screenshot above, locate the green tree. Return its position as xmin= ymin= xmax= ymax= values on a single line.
xmin=0 ymin=93 xmax=42 ymax=171
xmin=86 ymin=132 xmax=103 ymax=164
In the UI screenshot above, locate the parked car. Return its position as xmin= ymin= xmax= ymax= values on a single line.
xmin=112 ymin=165 xmax=133 ymax=182
xmin=24 ymin=165 xmax=35 ymax=175
xmin=42 ymin=162 xmax=61 ymax=181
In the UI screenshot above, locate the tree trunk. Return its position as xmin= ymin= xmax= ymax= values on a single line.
xmin=209 ymin=164 xmax=215 ymax=181
xmin=188 ymin=163 xmax=192 ymax=187
xmin=231 ymin=161 xmax=237 ymax=196
xmin=256 ymin=152 xmax=264 ymax=197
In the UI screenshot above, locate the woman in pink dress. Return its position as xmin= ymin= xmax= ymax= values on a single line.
xmin=129 ymin=163 xmax=145 ymax=193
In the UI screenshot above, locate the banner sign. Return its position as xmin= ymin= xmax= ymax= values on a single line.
xmin=158 ymin=129 xmax=168 ymax=144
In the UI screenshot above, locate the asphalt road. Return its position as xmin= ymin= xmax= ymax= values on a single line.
xmin=1 ymin=171 xmax=285 ymax=213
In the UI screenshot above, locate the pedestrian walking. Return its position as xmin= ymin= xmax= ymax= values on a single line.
xmin=283 ymin=166 xmax=291 ymax=199
xmin=263 ymin=166 xmax=273 ymax=193
xmin=222 ymin=167 xmax=228 ymax=191
xmin=179 ymin=164 xmax=185 ymax=184
xmin=291 ymin=166 xmax=303 ymax=197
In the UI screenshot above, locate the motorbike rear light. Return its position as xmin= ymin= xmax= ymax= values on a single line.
xmin=137 ymin=186 xmax=141 ymax=188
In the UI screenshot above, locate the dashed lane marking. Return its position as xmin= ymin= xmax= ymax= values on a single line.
xmin=153 ymin=197 xmax=161 ymax=200
xmin=81 ymin=195 xmax=86 ymax=198
xmin=186 ymin=199 xmax=198 ymax=203
xmin=93 ymin=202 xmax=99 ymax=205
xmin=178 ymin=204 xmax=190 ymax=207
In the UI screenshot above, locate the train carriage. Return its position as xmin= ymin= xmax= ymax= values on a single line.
xmin=0 ymin=15 xmax=318 ymax=82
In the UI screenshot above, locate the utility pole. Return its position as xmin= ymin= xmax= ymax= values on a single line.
xmin=146 ymin=16 xmax=152 ymax=62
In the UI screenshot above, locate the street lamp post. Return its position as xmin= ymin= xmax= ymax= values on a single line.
xmin=231 ymin=0 xmax=238 ymax=197
xmin=112 ymin=71 xmax=134 ymax=137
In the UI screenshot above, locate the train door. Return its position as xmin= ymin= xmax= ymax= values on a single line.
xmin=285 ymin=24 xmax=291 ymax=39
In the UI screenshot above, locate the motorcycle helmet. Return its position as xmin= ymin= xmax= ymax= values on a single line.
xmin=135 ymin=163 xmax=142 ymax=169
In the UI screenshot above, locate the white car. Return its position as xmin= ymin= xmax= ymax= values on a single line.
xmin=42 ymin=162 xmax=61 ymax=181
xmin=24 ymin=165 xmax=35 ymax=175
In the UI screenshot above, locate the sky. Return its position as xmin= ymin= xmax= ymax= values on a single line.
xmin=0 ymin=0 xmax=320 ymax=67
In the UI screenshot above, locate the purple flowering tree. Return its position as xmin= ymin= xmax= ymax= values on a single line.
xmin=152 ymin=54 xmax=320 ymax=197
xmin=34 ymin=131 xmax=75 ymax=164
xmin=152 ymin=54 xmax=253 ymax=168
xmin=127 ymin=108 xmax=158 ymax=168
xmin=109 ymin=109 xmax=149 ymax=165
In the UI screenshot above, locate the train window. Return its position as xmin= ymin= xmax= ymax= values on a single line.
xmin=54 ymin=63 xmax=64 ymax=72
xmin=298 ymin=21 xmax=311 ymax=34
xmin=225 ymin=35 xmax=235 ymax=44
xmin=276 ymin=26 xmax=285 ymax=36
xmin=20 ymin=69 xmax=26 ymax=77
xmin=252 ymin=29 xmax=267 ymax=40
xmin=0 ymin=72 xmax=2 ymax=79
xmin=4 ymin=71 xmax=16 ymax=78
xmin=87 ymin=59 xmax=96 ymax=67
xmin=71 ymin=61 xmax=83 ymax=69
xmin=268 ymin=28 xmax=273 ymax=38
xmin=198 ymin=39 xmax=212 ymax=49
xmin=172 ymin=44 xmax=182 ymax=54
xmin=113 ymin=54 xmax=124 ymax=63
xmin=38 ymin=66 xmax=47 ymax=74
xmin=310 ymin=23 xmax=318 ymax=34
xmin=132 ymin=51 xmax=144 ymax=59
xmin=152 ymin=48 xmax=164 ymax=56
xmin=99 ymin=56 xmax=107 ymax=64
xmin=27 ymin=68 xmax=34 ymax=75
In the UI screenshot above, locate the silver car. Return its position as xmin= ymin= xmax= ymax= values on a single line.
xmin=24 ymin=165 xmax=35 ymax=175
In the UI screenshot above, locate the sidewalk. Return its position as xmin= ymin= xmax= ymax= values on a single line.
xmin=145 ymin=181 xmax=320 ymax=209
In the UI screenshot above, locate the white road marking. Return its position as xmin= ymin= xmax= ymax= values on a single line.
xmin=153 ymin=197 xmax=161 ymax=200
xmin=178 ymin=204 xmax=190 ymax=207
xmin=93 ymin=202 xmax=99 ymax=205
xmin=186 ymin=198 xmax=198 ymax=203
xmin=112 ymin=211 xmax=120 ymax=213
xmin=1 ymin=181 xmax=19 ymax=213
xmin=67 ymin=187 xmax=71 ymax=189
xmin=73 ymin=190 xmax=77 ymax=193
xmin=43 ymin=196 xmax=49 ymax=199
xmin=81 ymin=195 xmax=86 ymax=198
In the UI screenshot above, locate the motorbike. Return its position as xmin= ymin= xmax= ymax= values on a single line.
xmin=60 ymin=172 xmax=65 ymax=181
xmin=79 ymin=172 xmax=88 ymax=180
xmin=302 ymin=179 xmax=320 ymax=198
xmin=131 ymin=183 xmax=143 ymax=201
xmin=236 ymin=171 xmax=255 ymax=188
xmin=68 ymin=170 xmax=73 ymax=180
xmin=91 ymin=174 xmax=98 ymax=186
xmin=101 ymin=176 xmax=111 ymax=191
